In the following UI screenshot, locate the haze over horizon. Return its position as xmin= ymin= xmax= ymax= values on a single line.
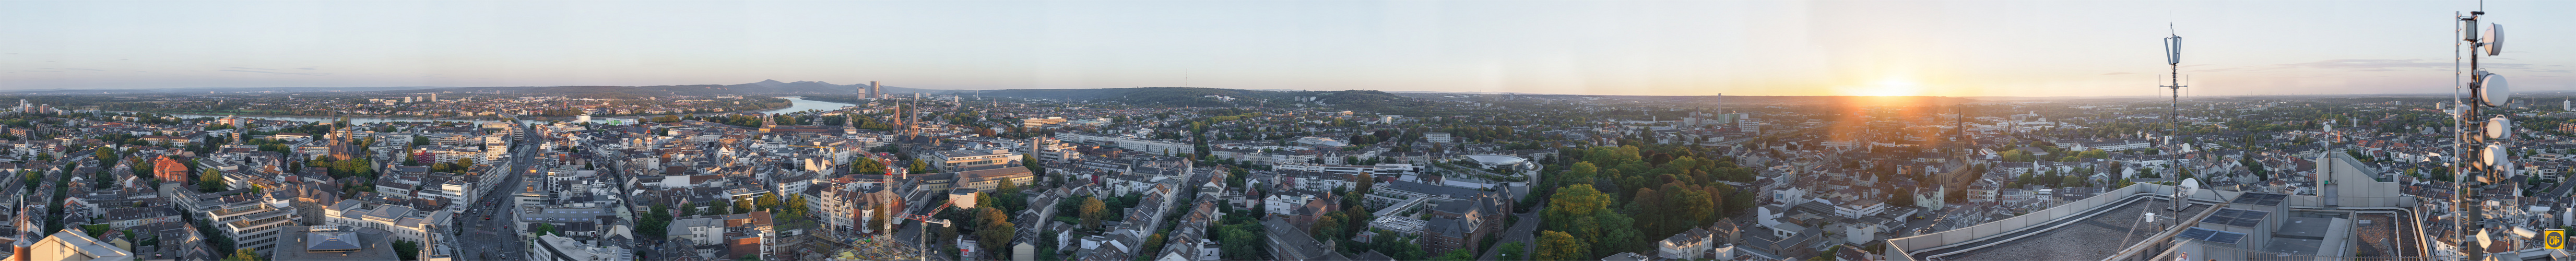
xmin=7 ymin=1 xmax=2574 ymax=97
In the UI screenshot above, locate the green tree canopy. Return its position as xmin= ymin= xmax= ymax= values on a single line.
xmin=1535 ymin=231 xmax=1587 ymax=261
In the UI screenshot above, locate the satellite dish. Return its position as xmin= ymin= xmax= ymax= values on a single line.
xmin=2484 ymin=23 xmax=2504 ymax=56
xmin=2178 ymin=178 xmax=2201 ymax=197
xmin=2479 ymin=72 xmax=2512 ymax=107
xmin=2486 ymin=116 xmax=2513 ymax=140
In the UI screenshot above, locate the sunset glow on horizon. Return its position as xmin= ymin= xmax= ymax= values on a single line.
xmin=5 ymin=1 xmax=2573 ymax=97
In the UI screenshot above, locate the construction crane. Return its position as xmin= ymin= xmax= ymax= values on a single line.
xmin=899 ymin=201 xmax=956 ymax=259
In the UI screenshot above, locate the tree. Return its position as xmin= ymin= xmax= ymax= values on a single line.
xmin=94 ymin=149 xmax=115 ymax=165
xmin=1139 ymin=232 xmax=1167 ymax=258
xmin=1655 ymin=182 xmax=1716 ymax=235
xmin=1545 ymin=184 xmax=1611 ymax=232
xmin=639 ymin=205 xmax=672 ymax=240
xmin=1311 ymin=213 xmax=1344 ymax=241
xmin=394 ymin=240 xmax=422 ymax=261
xmin=975 ymin=220 xmax=1017 ymax=258
xmin=1022 ymin=154 xmax=1044 ymax=175
xmin=80 ymin=224 xmax=110 ymax=238
xmin=198 ymin=164 xmax=227 ymax=192
xmin=2000 ymin=149 xmax=2035 ymax=162
xmin=132 ymin=160 xmax=153 ymax=180
xmin=1498 ymin=241 xmax=1528 ymax=260
xmin=1535 ymin=231 xmax=1586 ymax=261
xmin=710 ymin=198 xmax=735 ymax=215
xmin=850 ymin=158 xmax=888 ymax=175
xmin=976 ymin=208 xmax=1010 ymax=229
xmin=1219 ymin=225 xmax=1265 ymax=260
xmin=680 ymin=202 xmax=701 ymax=216
xmin=1562 ymin=162 xmax=1599 ymax=186
xmin=92 ymin=170 xmax=114 ymax=189
xmin=1376 ymin=233 xmax=1426 ymax=260
xmin=1078 ymin=197 xmax=1107 ymax=230
xmin=534 ymin=223 xmax=560 ymax=236
xmin=1592 ymin=210 xmax=1640 ymax=255
xmin=1432 ymin=248 xmax=1477 ymax=260
xmin=222 ymin=248 xmax=263 ymax=261
xmin=869 ymin=205 xmax=891 ymax=232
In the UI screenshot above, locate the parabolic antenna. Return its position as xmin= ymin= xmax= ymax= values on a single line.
xmin=2486 ymin=116 xmax=2513 ymax=140
xmin=2485 ymin=144 xmax=2511 ymax=167
xmin=2479 ymin=72 xmax=2512 ymax=107
xmin=2484 ymin=23 xmax=2504 ymax=56
xmin=2495 ymin=160 xmax=2517 ymax=176
xmin=2178 ymin=178 xmax=2201 ymax=197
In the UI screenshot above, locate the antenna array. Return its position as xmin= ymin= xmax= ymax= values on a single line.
xmin=2162 ymin=24 xmax=2186 ymax=123
xmin=2453 ymin=5 xmax=2517 ymax=260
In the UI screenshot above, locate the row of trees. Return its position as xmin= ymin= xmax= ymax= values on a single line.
xmin=1533 ymin=145 xmax=1759 ymax=260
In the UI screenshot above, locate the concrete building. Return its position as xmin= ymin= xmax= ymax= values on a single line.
xmin=666 ymin=211 xmax=775 ymax=260
xmin=1019 ymin=117 xmax=1068 ymax=129
xmin=528 ymin=234 xmax=630 ymax=261
xmin=950 ymin=188 xmax=979 ymax=210
xmin=515 ymin=204 xmax=615 ymax=238
xmin=1657 ymin=227 xmax=1716 ymax=259
xmin=5 ymin=229 xmax=134 ymax=261
xmin=273 ymin=226 xmax=400 ymax=261
xmin=1887 ymin=152 xmax=2419 ymax=261
xmin=178 ymin=190 xmax=299 ymax=255
xmin=924 ymin=149 xmax=1017 ymax=172
xmin=322 ymin=200 xmax=454 ymax=244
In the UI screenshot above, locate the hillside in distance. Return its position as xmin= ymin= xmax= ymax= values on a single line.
xmin=962 ymin=87 xmax=1431 ymax=111
xmin=721 ymin=79 xmax=941 ymax=95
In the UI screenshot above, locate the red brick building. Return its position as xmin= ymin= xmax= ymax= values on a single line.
xmin=153 ymin=156 xmax=189 ymax=181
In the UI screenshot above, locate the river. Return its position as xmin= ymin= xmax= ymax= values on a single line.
xmin=168 ymin=97 xmax=857 ymax=125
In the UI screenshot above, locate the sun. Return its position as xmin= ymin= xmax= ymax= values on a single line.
xmin=1851 ymin=79 xmax=1921 ymax=97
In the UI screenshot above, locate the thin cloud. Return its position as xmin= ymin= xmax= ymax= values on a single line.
xmin=228 ymin=67 xmax=278 ymax=70
xmin=2272 ymin=58 xmax=2539 ymax=72
xmin=297 ymin=67 xmax=318 ymax=70
xmin=2100 ymin=72 xmax=2133 ymax=75
xmin=219 ymin=69 xmax=328 ymax=76
xmin=2276 ymin=59 xmax=2449 ymax=70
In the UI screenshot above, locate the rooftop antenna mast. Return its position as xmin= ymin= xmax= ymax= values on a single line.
xmin=2452 ymin=1 xmax=2518 ymax=259
xmin=2162 ymin=23 xmax=2186 ymax=124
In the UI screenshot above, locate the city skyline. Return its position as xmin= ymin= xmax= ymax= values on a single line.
xmin=6 ymin=1 xmax=2573 ymax=97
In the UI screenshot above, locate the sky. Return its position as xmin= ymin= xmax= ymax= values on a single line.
xmin=4 ymin=1 xmax=2572 ymax=97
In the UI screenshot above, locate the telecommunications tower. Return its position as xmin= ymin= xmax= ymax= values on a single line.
xmin=2452 ymin=5 xmax=2515 ymax=260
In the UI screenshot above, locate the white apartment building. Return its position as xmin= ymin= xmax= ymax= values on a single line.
xmin=322 ymin=199 xmax=454 ymax=244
